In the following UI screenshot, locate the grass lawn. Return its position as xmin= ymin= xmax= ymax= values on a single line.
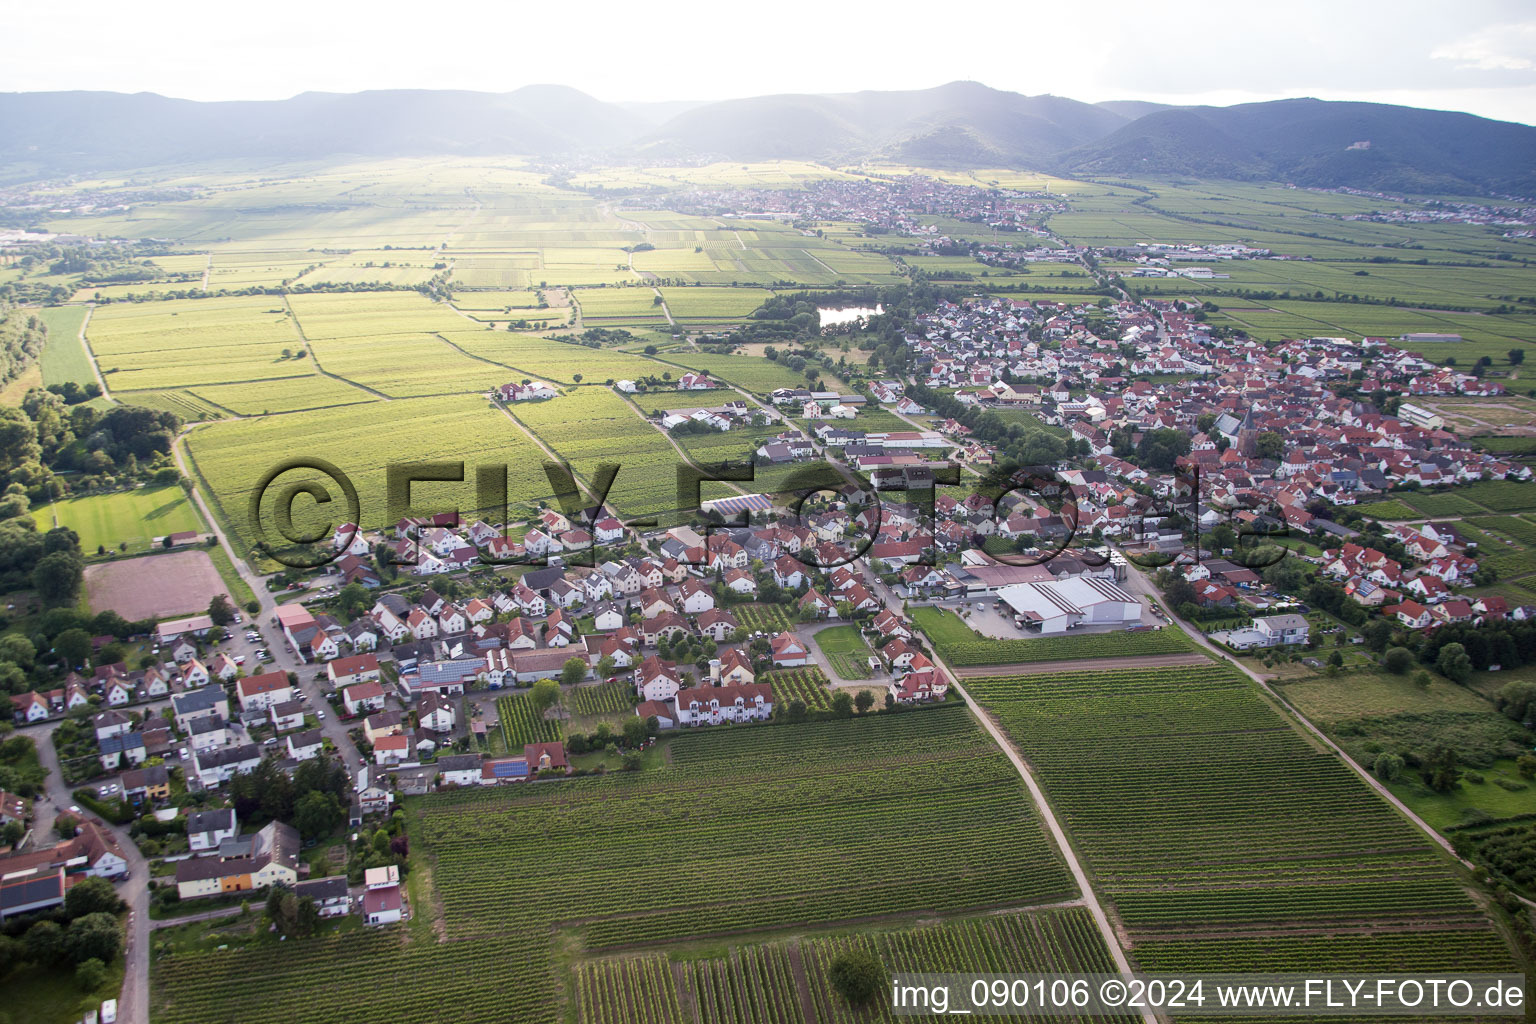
xmin=1388 ymin=760 xmax=1536 ymax=831
xmin=1277 ymin=670 xmax=1494 ymax=724
xmin=910 ymin=605 xmax=978 ymax=646
xmin=33 ymin=484 xmax=201 ymax=555
xmin=813 ymin=623 xmax=873 ymax=679
xmin=0 ymin=954 xmax=125 ymax=1024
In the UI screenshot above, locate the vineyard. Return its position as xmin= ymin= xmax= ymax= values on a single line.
xmin=733 ymin=603 xmax=793 ymax=633
xmin=761 ymin=667 xmax=834 ymax=711
xmin=569 ymin=679 xmax=635 ymax=717
xmin=963 ymin=663 xmax=1519 ymax=975
xmin=576 ymin=908 xmax=1132 ymax=1024
xmin=496 ymin=690 xmax=564 ymax=749
xmin=413 ymin=707 xmax=1073 ymax=951
xmin=912 ymin=607 xmax=1195 ymax=666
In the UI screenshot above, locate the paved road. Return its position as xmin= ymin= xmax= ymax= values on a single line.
xmin=171 ymin=436 xmax=364 ymax=771
xmin=793 ymin=620 xmax=886 ymax=688
xmin=28 ymin=717 xmax=151 ymax=1024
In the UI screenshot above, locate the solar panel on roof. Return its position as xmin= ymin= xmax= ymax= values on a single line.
xmin=492 ymin=759 xmax=529 ymax=778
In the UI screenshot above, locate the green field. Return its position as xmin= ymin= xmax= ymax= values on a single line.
xmin=37 ymin=305 xmax=95 ymax=389
xmin=811 ymin=623 xmax=873 ymax=678
xmin=964 ymin=663 xmax=1518 ymax=975
xmin=152 ymin=707 xmax=1099 ymax=1024
xmin=33 ymin=484 xmax=202 ymax=555
xmin=910 ymin=606 xmax=1193 ymax=665
xmin=508 ymin=386 xmax=686 ymax=521
xmin=183 ymin=395 xmax=555 ymax=561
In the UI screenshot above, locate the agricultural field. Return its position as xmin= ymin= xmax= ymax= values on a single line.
xmin=568 ymin=680 xmax=634 ymax=718
xmin=36 ymin=305 xmax=94 ymax=389
xmin=185 ymin=375 xmax=376 ymax=415
xmin=657 ymin=285 xmax=772 ymax=323
xmin=811 ymin=623 xmax=874 ymax=679
xmin=496 ymin=690 xmax=564 ymax=749
xmin=910 ymin=606 xmax=1193 ymax=665
xmin=441 ymin=330 xmax=662 ymax=385
xmin=760 ymin=667 xmax=834 ymax=711
xmin=964 ymin=662 xmax=1519 ymax=975
xmin=183 ymin=395 xmax=554 ymax=561
xmin=32 ymin=484 xmax=201 ymax=555
xmin=649 ymin=352 xmax=810 ymax=395
xmin=732 ymin=603 xmax=793 ymax=633
xmin=156 ymin=707 xmax=1084 ymax=1024
xmin=571 ymin=286 xmax=669 ymax=326
xmin=508 ymin=387 xmax=685 ymax=521
xmin=577 ymin=908 xmax=1132 ymax=1024
xmin=86 ymin=295 xmax=309 ymax=390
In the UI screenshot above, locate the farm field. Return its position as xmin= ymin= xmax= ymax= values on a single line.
xmin=32 ymin=484 xmax=201 ymax=555
xmin=964 ymin=663 xmax=1518 ymax=975
xmin=649 ymin=352 xmax=810 ymax=395
xmin=811 ymin=623 xmax=874 ymax=678
xmin=571 ymin=286 xmax=668 ymax=326
xmin=153 ymin=707 xmax=1083 ymax=1024
xmin=577 ymin=908 xmax=1133 ymax=1024
xmin=658 ymin=285 xmax=772 ymax=322
xmin=183 ymin=395 xmax=554 ymax=561
xmin=86 ymin=295 xmax=309 ymax=390
xmin=508 ymin=386 xmax=685 ymax=521
xmin=761 ymin=667 xmax=835 ymax=711
xmin=36 ymin=305 xmax=95 ymax=389
xmin=185 ymin=375 xmax=376 ymax=415
xmin=441 ymin=330 xmax=662 ymax=384
xmin=910 ymin=606 xmax=1193 ymax=665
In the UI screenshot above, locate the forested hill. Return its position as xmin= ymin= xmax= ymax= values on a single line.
xmin=2 ymin=84 xmax=1532 ymax=196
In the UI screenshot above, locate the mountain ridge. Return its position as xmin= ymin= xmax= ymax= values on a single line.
xmin=2 ymin=82 xmax=1531 ymax=196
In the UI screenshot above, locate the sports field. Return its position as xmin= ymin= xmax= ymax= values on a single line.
xmin=33 ymin=484 xmax=201 ymax=555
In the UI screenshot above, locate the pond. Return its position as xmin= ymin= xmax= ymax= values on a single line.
xmin=817 ymin=305 xmax=884 ymax=328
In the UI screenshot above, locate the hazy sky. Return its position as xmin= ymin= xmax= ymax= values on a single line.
xmin=6 ymin=0 xmax=1536 ymax=124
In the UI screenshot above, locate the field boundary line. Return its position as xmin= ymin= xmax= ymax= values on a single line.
xmin=917 ymin=644 xmax=1154 ymax=1023
xmin=280 ymin=294 xmax=393 ymax=402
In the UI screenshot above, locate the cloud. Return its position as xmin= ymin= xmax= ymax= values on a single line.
xmin=1431 ymin=22 xmax=1536 ymax=72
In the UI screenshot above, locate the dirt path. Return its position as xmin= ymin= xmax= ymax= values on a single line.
xmin=935 ymin=659 xmax=1153 ymax=1022
xmin=76 ymin=304 xmax=112 ymax=402
xmin=281 ymin=295 xmax=390 ymax=401
xmin=493 ymin=401 xmax=598 ymax=507
xmin=653 ymin=286 xmax=675 ymax=326
xmin=952 ymin=651 xmax=1212 ymax=677
xmin=200 ymin=254 xmax=211 ymax=291
xmin=612 ymin=389 xmax=749 ymax=497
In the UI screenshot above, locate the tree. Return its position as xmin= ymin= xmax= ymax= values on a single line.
xmin=621 ymin=715 xmax=648 ymax=749
xmin=1382 ymin=646 xmax=1414 ymax=675
xmin=596 ymin=654 xmax=616 ymax=679
xmin=54 ymin=812 xmax=79 ymax=839
xmin=1372 ymin=752 xmax=1404 ymax=782
xmin=1509 ymin=348 xmax=1525 ymax=366
xmin=33 ymin=549 xmax=84 ymax=606
xmin=75 ymin=957 xmax=108 ymax=992
xmin=830 ymin=691 xmax=853 ymax=718
xmin=207 ymin=594 xmax=235 ymax=627
xmin=65 ymin=913 xmax=122 ymax=965
xmin=1435 ymin=642 xmax=1473 ymax=684
xmin=293 ymin=790 xmax=342 ymax=840
xmin=530 ymin=678 xmax=563 ymax=712
xmin=560 ymin=658 xmax=587 ymax=687
xmin=828 ymin=949 xmax=884 ymax=1006
xmin=1253 ymin=431 xmax=1285 ymax=461
xmin=1518 ymin=754 xmax=1536 ymax=780
xmin=65 ymin=877 xmax=123 ymax=919
xmin=786 ymin=699 xmax=808 ymax=723
xmin=1422 ymin=746 xmax=1461 ymax=794
xmin=52 ymin=628 xmax=92 ymax=670
xmin=854 ymin=689 xmax=874 ymax=714
xmin=1361 ymin=618 xmax=1394 ymax=653
xmin=24 ymin=920 xmax=64 ymax=966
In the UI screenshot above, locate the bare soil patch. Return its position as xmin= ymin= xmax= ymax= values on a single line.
xmin=84 ymin=549 xmax=229 ymax=620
